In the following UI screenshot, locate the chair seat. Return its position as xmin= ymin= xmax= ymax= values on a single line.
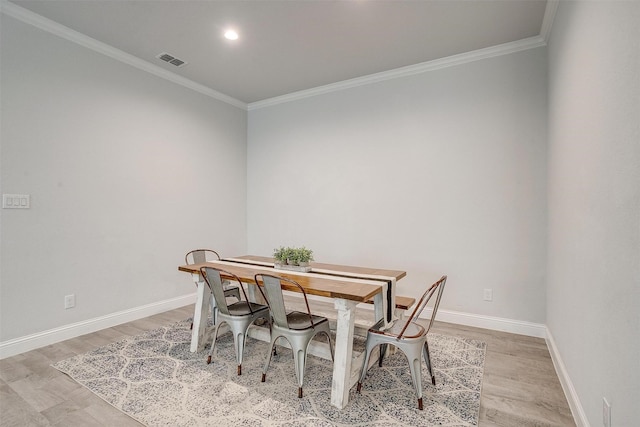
xmin=370 ymin=318 xmax=426 ymax=339
xmin=227 ymin=301 xmax=269 ymax=316
xmin=286 ymin=311 xmax=328 ymax=330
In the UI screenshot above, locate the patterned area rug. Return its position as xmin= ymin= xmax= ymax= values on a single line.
xmin=52 ymin=319 xmax=486 ymax=426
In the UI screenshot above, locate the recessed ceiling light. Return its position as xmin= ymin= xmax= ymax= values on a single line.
xmin=224 ymin=30 xmax=239 ymax=40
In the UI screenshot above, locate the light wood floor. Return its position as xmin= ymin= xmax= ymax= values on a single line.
xmin=0 ymin=302 xmax=575 ymax=426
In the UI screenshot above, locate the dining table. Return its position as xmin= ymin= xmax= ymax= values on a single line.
xmin=178 ymin=255 xmax=406 ymax=409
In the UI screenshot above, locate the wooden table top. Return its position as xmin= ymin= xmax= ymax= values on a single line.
xmin=178 ymin=255 xmax=406 ymax=303
xmin=237 ymin=255 xmax=406 ymax=280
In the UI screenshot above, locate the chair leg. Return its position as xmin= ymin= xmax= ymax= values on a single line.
xmin=207 ymin=322 xmax=224 ymax=364
xmin=293 ymin=347 xmax=307 ymax=398
xmin=407 ymin=354 xmax=424 ymax=410
xmin=209 ymin=295 xmax=219 ymax=326
xmin=357 ymin=337 xmax=376 ymax=393
xmin=378 ymin=343 xmax=388 ymax=367
xmin=233 ymin=328 xmax=247 ymax=375
xmin=262 ymin=335 xmax=280 ymax=382
xmin=422 ymin=340 xmax=436 ymax=385
xmin=321 ymin=330 xmax=334 ymax=361
xmin=235 ymin=316 xmax=262 ymax=376
xmin=266 ymin=318 xmax=277 ymax=356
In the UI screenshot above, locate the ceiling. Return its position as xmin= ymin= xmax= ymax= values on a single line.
xmin=8 ymin=0 xmax=548 ymax=105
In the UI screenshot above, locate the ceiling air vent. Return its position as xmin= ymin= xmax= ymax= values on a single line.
xmin=156 ymin=52 xmax=187 ymax=67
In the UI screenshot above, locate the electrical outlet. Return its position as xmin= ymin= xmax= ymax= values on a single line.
xmin=603 ymin=397 xmax=611 ymax=427
xmin=2 ymin=194 xmax=30 ymax=209
xmin=64 ymin=294 xmax=75 ymax=309
xmin=483 ymin=288 xmax=493 ymax=301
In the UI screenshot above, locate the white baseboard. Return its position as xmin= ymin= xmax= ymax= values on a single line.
xmin=427 ymin=308 xmax=548 ymax=338
xmin=306 ymin=293 xmax=548 ymax=338
xmin=0 ymin=294 xmax=197 ymax=360
xmin=545 ymin=328 xmax=590 ymax=427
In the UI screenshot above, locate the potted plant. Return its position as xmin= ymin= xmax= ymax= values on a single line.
xmin=287 ymin=249 xmax=300 ymax=266
xmin=295 ymin=247 xmax=313 ymax=267
xmin=273 ymin=246 xmax=289 ymax=266
xmin=272 ymin=246 xmax=314 ymax=272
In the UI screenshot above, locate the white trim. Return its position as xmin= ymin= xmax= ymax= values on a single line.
xmin=541 ymin=0 xmax=560 ymax=44
xmin=0 ymin=294 xmax=197 ymax=360
xmin=546 ymin=329 xmax=590 ymax=427
xmin=248 ymin=35 xmax=546 ymax=110
xmin=0 ymin=0 xmax=247 ymax=110
xmin=2 ymin=0 xmax=553 ymax=112
xmin=324 ymin=298 xmax=547 ymax=338
xmin=419 ymin=307 xmax=548 ymax=338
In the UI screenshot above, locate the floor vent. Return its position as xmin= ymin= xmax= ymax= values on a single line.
xmin=156 ymin=52 xmax=187 ymax=67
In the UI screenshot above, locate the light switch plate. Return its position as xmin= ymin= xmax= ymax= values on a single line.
xmin=64 ymin=294 xmax=75 ymax=309
xmin=2 ymin=194 xmax=30 ymax=209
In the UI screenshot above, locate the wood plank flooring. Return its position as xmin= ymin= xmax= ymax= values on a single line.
xmin=0 ymin=302 xmax=575 ymax=426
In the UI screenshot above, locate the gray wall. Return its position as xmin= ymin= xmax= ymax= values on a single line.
xmin=4 ymin=4 xmax=639 ymax=424
xmin=0 ymin=15 xmax=248 ymax=341
xmin=547 ymin=2 xmax=640 ymax=426
xmin=248 ymin=47 xmax=548 ymax=323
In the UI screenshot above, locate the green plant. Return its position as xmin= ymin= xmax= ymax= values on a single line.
xmin=287 ymin=249 xmax=300 ymax=265
xmin=273 ymin=246 xmax=314 ymax=266
xmin=273 ymin=246 xmax=289 ymax=264
xmin=295 ymin=247 xmax=314 ymax=264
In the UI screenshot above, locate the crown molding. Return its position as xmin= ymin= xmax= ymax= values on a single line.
xmin=3 ymin=0 xmax=556 ymax=113
xmin=248 ymin=35 xmax=546 ymax=111
xmin=0 ymin=0 xmax=247 ymax=110
xmin=541 ymin=0 xmax=560 ymax=43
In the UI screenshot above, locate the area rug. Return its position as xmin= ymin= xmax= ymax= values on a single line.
xmin=52 ymin=319 xmax=486 ymax=426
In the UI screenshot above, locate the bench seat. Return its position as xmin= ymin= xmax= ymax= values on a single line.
xmin=365 ymin=295 xmax=415 ymax=311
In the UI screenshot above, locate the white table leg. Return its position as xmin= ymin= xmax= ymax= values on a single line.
xmin=246 ymin=282 xmax=266 ymax=304
xmin=331 ymin=298 xmax=357 ymax=409
xmin=190 ymin=273 xmax=211 ymax=353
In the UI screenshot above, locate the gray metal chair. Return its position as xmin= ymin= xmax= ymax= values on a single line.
xmin=255 ymin=273 xmax=334 ymax=398
xmin=185 ymin=249 xmax=241 ymax=327
xmin=201 ymin=266 xmax=270 ymax=375
xmin=357 ymin=275 xmax=447 ymax=410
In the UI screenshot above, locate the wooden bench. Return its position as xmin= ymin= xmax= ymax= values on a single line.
xmin=281 ymin=293 xmax=416 ymax=340
xmin=365 ymin=295 xmax=415 ymax=311
xmin=364 ymin=294 xmax=416 ymax=323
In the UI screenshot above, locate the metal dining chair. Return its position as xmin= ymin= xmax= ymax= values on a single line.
xmin=356 ymin=275 xmax=447 ymax=410
xmin=185 ymin=249 xmax=241 ymax=327
xmin=255 ymin=273 xmax=334 ymax=398
xmin=200 ymin=266 xmax=270 ymax=375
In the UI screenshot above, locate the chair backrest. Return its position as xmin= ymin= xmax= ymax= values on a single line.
xmin=255 ymin=274 xmax=314 ymax=329
xmin=201 ymin=266 xmax=264 ymax=316
xmin=397 ymin=275 xmax=447 ymax=339
xmin=185 ymin=249 xmax=220 ymax=265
